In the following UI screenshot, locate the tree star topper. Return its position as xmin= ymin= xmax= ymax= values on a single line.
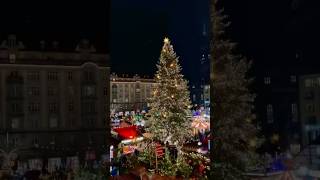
xmin=164 ymin=37 xmax=170 ymax=44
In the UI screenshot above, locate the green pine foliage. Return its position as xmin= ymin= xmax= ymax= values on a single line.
xmin=158 ymin=149 xmax=177 ymax=176
xmin=147 ymin=38 xmax=193 ymax=150
xmin=209 ymin=0 xmax=260 ymax=179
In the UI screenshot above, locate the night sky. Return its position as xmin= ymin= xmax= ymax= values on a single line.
xmin=0 ymin=0 xmax=319 ymax=79
xmin=222 ymin=0 xmax=320 ymax=67
xmin=111 ymin=0 xmax=210 ymax=84
xmin=0 ymin=1 xmax=109 ymax=52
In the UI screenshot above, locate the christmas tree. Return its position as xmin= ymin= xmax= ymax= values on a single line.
xmin=148 ymin=37 xmax=192 ymax=151
xmin=210 ymin=0 xmax=259 ymax=179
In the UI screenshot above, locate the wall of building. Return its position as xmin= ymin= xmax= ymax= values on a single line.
xmin=110 ymin=73 xmax=156 ymax=112
xmin=299 ymin=74 xmax=320 ymax=147
xmin=0 ymin=40 xmax=110 ymax=159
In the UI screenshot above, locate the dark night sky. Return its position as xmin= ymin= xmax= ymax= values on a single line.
xmin=111 ymin=0 xmax=210 ymax=84
xmin=0 ymin=0 xmax=319 ymax=78
xmin=222 ymin=0 xmax=320 ymax=68
xmin=0 ymin=1 xmax=109 ymax=52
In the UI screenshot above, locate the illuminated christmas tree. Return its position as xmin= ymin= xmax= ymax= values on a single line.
xmin=148 ymin=37 xmax=192 ymax=151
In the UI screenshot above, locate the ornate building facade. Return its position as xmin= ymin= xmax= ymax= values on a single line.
xmin=110 ymin=73 xmax=156 ymax=112
xmin=0 ymin=35 xmax=110 ymax=161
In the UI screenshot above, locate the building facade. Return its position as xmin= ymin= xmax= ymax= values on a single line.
xmin=110 ymin=73 xmax=156 ymax=112
xmin=254 ymin=62 xmax=304 ymax=153
xmin=299 ymin=74 xmax=320 ymax=147
xmin=190 ymin=84 xmax=210 ymax=108
xmin=0 ymin=35 xmax=110 ymax=160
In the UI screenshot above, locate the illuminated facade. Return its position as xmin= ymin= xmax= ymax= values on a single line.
xmin=110 ymin=73 xmax=156 ymax=111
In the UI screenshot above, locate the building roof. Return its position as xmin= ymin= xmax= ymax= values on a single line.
xmin=110 ymin=73 xmax=155 ymax=83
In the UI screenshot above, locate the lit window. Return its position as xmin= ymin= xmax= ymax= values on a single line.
xmin=264 ymin=77 xmax=271 ymax=85
xmin=11 ymin=118 xmax=19 ymax=129
xmin=266 ymin=104 xmax=273 ymax=123
xmin=290 ymin=75 xmax=296 ymax=83
xmin=305 ymin=79 xmax=314 ymax=87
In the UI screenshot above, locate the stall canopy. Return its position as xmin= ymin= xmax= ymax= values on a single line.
xmin=114 ymin=125 xmax=138 ymax=139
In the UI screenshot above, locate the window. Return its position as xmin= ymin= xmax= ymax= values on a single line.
xmin=28 ymin=103 xmax=40 ymax=112
xmin=67 ymin=72 xmax=73 ymax=80
xmin=82 ymin=86 xmax=95 ymax=97
xmin=9 ymin=54 xmax=16 ymax=63
xmin=27 ymin=71 xmax=40 ymax=81
xmin=48 ymin=103 xmax=58 ymax=113
xmin=33 ymin=136 xmax=39 ymax=146
xmin=68 ymin=102 xmax=74 ymax=112
xmin=266 ymin=104 xmax=274 ymax=123
xmin=48 ymin=72 xmax=58 ymax=81
xmin=291 ymin=103 xmax=298 ymax=122
xmin=87 ymin=118 xmax=94 ymax=127
xmin=83 ymin=102 xmax=95 ymax=113
xmin=28 ymin=87 xmax=40 ymax=96
xmin=68 ymin=86 xmax=74 ymax=96
xmin=264 ymin=77 xmax=271 ymax=85
xmin=306 ymin=103 xmax=315 ymax=113
xmin=12 ymin=137 xmax=18 ymax=147
xmin=290 ymin=75 xmax=297 ymax=83
xmin=50 ymin=136 xmax=56 ymax=145
xmin=11 ymin=103 xmax=21 ymax=113
xmin=193 ymin=94 xmax=196 ymax=102
xmin=11 ymin=118 xmax=20 ymax=129
xmin=305 ymin=91 xmax=314 ymax=99
xmin=49 ymin=116 xmax=58 ymax=128
xmin=305 ymin=79 xmax=312 ymax=87
xmin=48 ymin=87 xmax=57 ymax=96
xmin=308 ymin=116 xmax=317 ymax=125
xmin=112 ymin=84 xmax=117 ymax=102
xmin=9 ymin=85 xmax=21 ymax=98
xmin=84 ymin=71 xmax=94 ymax=81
